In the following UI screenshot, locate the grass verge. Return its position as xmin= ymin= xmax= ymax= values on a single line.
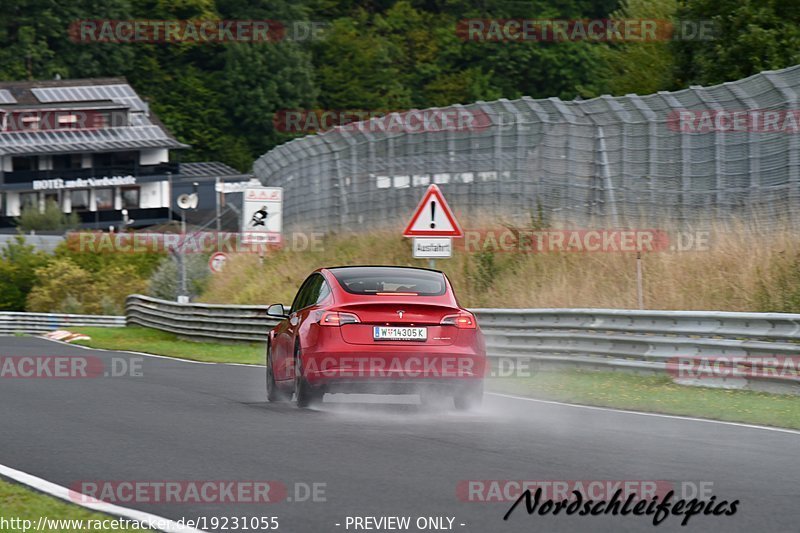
xmin=60 ymin=326 xmax=800 ymax=430
xmin=488 ymin=370 xmax=800 ymax=430
xmin=0 ymin=478 xmax=139 ymax=531
xmin=69 ymin=326 xmax=262 ymax=365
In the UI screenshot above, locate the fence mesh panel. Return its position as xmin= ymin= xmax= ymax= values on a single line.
xmin=254 ymin=65 xmax=800 ymax=231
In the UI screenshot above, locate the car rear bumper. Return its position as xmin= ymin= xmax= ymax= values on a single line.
xmin=320 ymin=378 xmax=482 ymax=394
xmin=300 ymin=347 xmax=486 ymax=389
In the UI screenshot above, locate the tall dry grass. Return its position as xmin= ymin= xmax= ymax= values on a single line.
xmin=198 ymin=225 xmax=800 ymax=312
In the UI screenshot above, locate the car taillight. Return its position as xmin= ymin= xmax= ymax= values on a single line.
xmin=319 ymin=311 xmax=360 ymax=326
xmin=440 ymin=312 xmax=477 ymax=329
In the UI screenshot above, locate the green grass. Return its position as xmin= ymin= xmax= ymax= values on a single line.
xmin=70 ymin=326 xmax=263 ymax=365
xmin=0 ymin=478 xmax=140 ymax=531
xmin=489 ymin=369 xmax=800 ymax=430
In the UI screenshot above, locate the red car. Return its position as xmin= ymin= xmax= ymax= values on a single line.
xmin=265 ymin=266 xmax=486 ymax=409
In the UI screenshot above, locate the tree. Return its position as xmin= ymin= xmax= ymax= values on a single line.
xmin=0 ymin=235 xmax=51 ymax=311
xmin=579 ymin=0 xmax=679 ymax=97
xmin=221 ymin=42 xmax=318 ymax=159
xmin=672 ymin=0 xmax=800 ymax=87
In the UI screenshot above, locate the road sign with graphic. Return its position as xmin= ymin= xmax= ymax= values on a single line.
xmin=402 ymin=184 xmax=463 ymax=238
xmin=242 ymin=187 xmax=282 ymax=243
xmin=209 ymin=252 xmax=228 ymax=273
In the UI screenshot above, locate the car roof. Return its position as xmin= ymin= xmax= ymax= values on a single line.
xmin=322 ymin=265 xmax=443 ymax=274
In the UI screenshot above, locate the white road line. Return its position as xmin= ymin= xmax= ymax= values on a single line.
xmin=0 ymin=463 xmax=206 ymax=533
xmin=488 ymin=392 xmax=800 ymax=436
xmin=35 ymin=335 xmax=800 ymax=436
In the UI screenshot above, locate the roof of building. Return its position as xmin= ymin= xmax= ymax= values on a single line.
xmin=0 ymin=77 xmax=188 ymax=156
xmin=179 ymin=161 xmax=251 ymax=179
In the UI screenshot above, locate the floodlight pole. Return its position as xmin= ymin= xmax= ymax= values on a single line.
xmin=179 ymin=209 xmax=188 ymax=301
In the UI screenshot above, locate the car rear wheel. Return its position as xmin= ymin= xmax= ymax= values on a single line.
xmin=266 ymin=341 xmax=288 ymax=402
xmin=454 ymin=383 xmax=483 ymax=411
xmin=294 ymin=343 xmax=322 ymax=408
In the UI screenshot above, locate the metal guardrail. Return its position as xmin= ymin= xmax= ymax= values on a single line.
xmin=0 ymin=312 xmax=125 ymax=335
xmin=126 ymin=294 xmax=280 ymax=343
xmin=125 ymin=295 xmax=800 ymax=393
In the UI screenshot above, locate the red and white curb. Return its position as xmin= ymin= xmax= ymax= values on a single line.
xmin=43 ymin=330 xmax=91 ymax=343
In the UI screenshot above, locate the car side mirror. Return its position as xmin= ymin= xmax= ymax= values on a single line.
xmin=267 ymin=303 xmax=289 ymax=318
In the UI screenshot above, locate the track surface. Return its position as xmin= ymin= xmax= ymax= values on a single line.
xmin=1 ymin=336 xmax=798 ymax=533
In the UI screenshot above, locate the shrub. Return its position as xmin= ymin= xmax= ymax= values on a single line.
xmin=26 ymin=258 xmax=148 ymax=315
xmin=16 ymin=200 xmax=79 ymax=233
xmin=0 ymin=235 xmax=51 ymax=311
xmin=148 ymin=254 xmax=211 ymax=301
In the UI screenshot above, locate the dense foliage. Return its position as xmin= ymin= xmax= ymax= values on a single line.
xmin=0 ymin=236 xmax=165 ymax=313
xmin=2 ymin=0 xmax=797 ymax=171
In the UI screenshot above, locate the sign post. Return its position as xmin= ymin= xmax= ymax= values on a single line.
xmin=402 ymin=184 xmax=463 ymax=269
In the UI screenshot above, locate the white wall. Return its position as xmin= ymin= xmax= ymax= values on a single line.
xmin=6 ymin=192 xmax=20 ymax=216
xmin=140 ymin=181 xmax=168 ymax=208
xmin=140 ymin=149 xmax=168 ymax=165
xmin=63 ymin=191 xmax=72 ymax=213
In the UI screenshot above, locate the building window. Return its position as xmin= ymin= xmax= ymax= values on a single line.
xmin=12 ymin=156 xmax=37 ymax=172
xmin=71 ymin=190 xmax=89 ymax=211
xmin=93 ymin=151 xmax=136 ymax=170
xmin=20 ymin=192 xmax=38 ymax=212
xmin=52 ymin=154 xmax=82 ymax=170
xmin=20 ymin=115 xmax=40 ymax=131
xmin=95 ymin=188 xmax=113 ymax=210
xmin=121 ymin=186 xmax=140 ymax=209
xmin=57 ymin=113 xmax=80 ymax=130
xmin=94 ymin=112 xmax=109 ymax=128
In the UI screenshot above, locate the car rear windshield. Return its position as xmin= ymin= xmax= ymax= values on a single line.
xmin=329 ymin=267 xmax=446 ymax=296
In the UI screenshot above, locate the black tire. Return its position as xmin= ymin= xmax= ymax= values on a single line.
xmin=266 ymin=341 xmax=287 ymax=402
xmin=294 ymin=342 xmax=321 ymax=408
xmin=453 ymin=383 xmax=483 ymax=411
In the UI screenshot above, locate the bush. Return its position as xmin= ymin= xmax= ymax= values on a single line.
xmin=53 ymin=238 xmax=163 ymax=278
xmin=0 ymin=235 xmax=51 ymax=311
xmin=148 ymin=254 xmax=211 ymax=301
xmin=26 ymin=258 xmax=148 ymax=315
xmin=16 ymin=200 xmax=79 ymax=233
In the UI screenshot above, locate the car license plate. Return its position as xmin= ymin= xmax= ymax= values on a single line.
xmin=373 ymin=326 xmax=427 ymax=341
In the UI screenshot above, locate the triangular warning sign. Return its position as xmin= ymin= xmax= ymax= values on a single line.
xmin=403 ymin=184 xmax=463 ymax=237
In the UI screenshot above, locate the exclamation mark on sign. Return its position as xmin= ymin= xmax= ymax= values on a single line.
xmin=430 ymin=200 xmax=436 ymax=229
